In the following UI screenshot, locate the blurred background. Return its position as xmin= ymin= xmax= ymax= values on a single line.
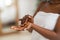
xmin=0 ymin=0 xmax=40 ymax=40
xmin=1 ymin=0 xmax=38 ymax=24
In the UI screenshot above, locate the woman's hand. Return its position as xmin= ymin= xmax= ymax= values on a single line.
xmin=27 ymin=15 xmax=34 ymax=23
xmin=21 ymin=15 xmax=34 ymax=24
xmin=22 ymin=15 xmax=34 ymax=31
xmin=10 ymin=22 xmax=32 ymax=31
xmin=11 ymin=26 xmax=25 ymax=31
xmin=11 ymin=15 xmax=34 ymax=31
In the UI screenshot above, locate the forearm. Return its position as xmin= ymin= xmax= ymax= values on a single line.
xmin=31 ymin=23 xmax=57 ymax=39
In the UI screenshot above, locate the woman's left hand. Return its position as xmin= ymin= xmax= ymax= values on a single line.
xmin=10 ymin=22 xmax=32 ymax=31
xmin=11 ymin=26 xmax=25 ymax=31
xmin=11 ymin=15 xmax=33 ymax=31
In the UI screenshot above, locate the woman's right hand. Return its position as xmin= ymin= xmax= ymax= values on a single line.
xmin=21 ymin=15 xmax=34 ymax=24
xmin=21 ymin=15 xmax=34 ymax=32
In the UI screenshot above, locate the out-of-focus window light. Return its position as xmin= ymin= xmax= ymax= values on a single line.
xmin=0 ymin=0 xmax=13 ymax=8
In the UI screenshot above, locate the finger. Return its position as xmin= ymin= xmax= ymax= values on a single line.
xmin=11 ymin=26 xmax=17 ymax=29
xmin=11 ymin=26 xmax=24 ymax=31
xmin=28 ymin=16 xmax=31 ymax=18
xmin=26 ymin=23 xmax=32 ymax=30
xmin=13 ymin=27 xmax=25 ymax=31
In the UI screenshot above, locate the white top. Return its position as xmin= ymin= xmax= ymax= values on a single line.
xmin=32 ymin=11 xmax=59 ymax=40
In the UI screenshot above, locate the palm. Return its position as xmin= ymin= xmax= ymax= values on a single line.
xmin=11 ymin=26 xmax=25 ymax=31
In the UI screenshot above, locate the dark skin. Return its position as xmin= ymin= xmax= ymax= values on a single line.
xmin=11 ymin=0 xmax=60 ymax=40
